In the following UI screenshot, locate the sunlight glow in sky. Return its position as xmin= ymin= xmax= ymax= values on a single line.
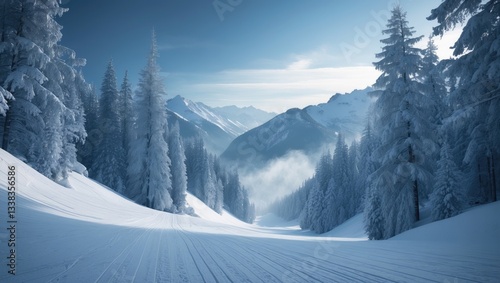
xmin=59 ymin=0 xmax=460 ymax=113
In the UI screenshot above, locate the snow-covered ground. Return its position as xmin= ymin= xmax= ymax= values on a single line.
xmin=1 ymin=149 xmax=499 ymax=282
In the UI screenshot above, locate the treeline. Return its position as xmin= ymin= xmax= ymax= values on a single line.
xmin=271 ymin=3 xmax=499 ymax=239
xmin=270 ymin=135 xmax=365 ymax=233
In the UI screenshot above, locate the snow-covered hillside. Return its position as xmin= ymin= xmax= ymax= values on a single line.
xmin=1 ymin=149 xmax=499 ymax=282
xmin=166 ymin=95 xmax=276 ymax=153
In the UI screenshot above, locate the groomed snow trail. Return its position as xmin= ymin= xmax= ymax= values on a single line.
xmin=0 ymin=150 xmax=499 ymax=282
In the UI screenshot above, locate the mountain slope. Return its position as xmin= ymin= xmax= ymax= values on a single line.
xmin=221 ymin=87 xmax=375 ymax=167
xmin=1 ymin=149 xmax=498 ymax=282
xmin=166 ymin=95 xmax=276 ymax=154
xmin=222 ymin=108 xmax=337 ymax=168
xmin=214 ymin=105 xmax=277 ymax=131
xmin=166 ymin=109 xmax=234 ymax=154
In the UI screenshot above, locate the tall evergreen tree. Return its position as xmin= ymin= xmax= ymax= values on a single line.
xmin=168 ymin=121 xmax=188 ymax=212
xmin=127 ymin=33 xmax=173 ymax=211
xmin=358 ymin=122 xmax=379 ymax=209
xmin=0 ymin=0 xmax=65 ymax=157
xmin=90 ymin=61 xmax=126 ymax=193
xmin=78 ymin=85 xmax=99 ymax=169
xmin=0 ymin=0 xmax=87 ymax=182
xmin=364 ymin=182 xmax=385 ymax=240
xmin=56 ymin=53 xmax=88 ymax=180
xmin=347 ymin=140 xmax=360 ymax=214
xmin=428 ymin=0 xmax=499 ymax=203
xmin=332 ymin=134 xmax=350 ymax=223
xmin=370 ymin=6 xmax=435 ymax=238
xmin=119 ymin=71 xmax=134 ymax=174
xmin=301 ymin=179 xmax=323 ymax=231
xmin=421 ymin=38 xmax=448 ymax=140
xmin=430 ymin=141 xmax=464 ymax=221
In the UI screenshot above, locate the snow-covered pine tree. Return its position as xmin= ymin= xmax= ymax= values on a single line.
xmin=358 ymin=121 xmax=379 ymax=211
xmin=203 ymin=154 xmax=217 ymax=210
xmin=90 ymin=62 xmax=126 ymax=193
xmin=127 ymin=33 xmax=173 ymax=211
xmin=301 ymin=179 xmax=323 ymax=231
xmin=78 ymin=85 xmax=99 ymax=169
xmin=168 ymin=121 xmax=188 ymax=212
xmin=310 ymin=152 xmax=336 ymax=233
xmin=428 ymin=0 xmax=499 ymax=203
xmin=55 ymin=50 xmax=87 ymax=180
xmin=1 ymin=0 xmax=87 ymax=182
xmin=0 ymin=0 xmax=43 ymax=151
xmin=332 ymin=134 xmax=350 ymax=224
xmin=316 ymin=151 xmax=335 ymax=232
xmin=347 ymin=140 xmax=360 ymax=215
xmin=363 ymin=182 xmax=385 ymax=240
xmin=223 ymin=170 xmax=239 ymax=213
xmin=0 ymin=0 xmax=64 ymax=157
xmin=420 ymin=38 xmax=448 ymax=135
xmin=119 ymin=71 xmax=134 ymax=177
xmin=185 ymin=138 xmax=205 ymax=200
xmin=430 ymin=141 xmax=464 ymax=221
xmin=321 ymin=177 xmax=338 ymax=232
xmin=370 ymin=6 xmax=435 ymax=238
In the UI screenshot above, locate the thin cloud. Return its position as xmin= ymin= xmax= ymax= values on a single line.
xmin=171 ymin=66 xmax=380 ymax=112
xmin=164 ymin=46 xmax=380 ymax=112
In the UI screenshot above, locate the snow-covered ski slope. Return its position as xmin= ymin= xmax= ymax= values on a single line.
xmin=0 ymin=149 xmax=499 ymax=282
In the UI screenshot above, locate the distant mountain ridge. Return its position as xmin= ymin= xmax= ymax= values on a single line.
xmin=221 ymin=87 xmax=375 ymax=168
xmin=166 ymin=95 xmax=277 ymax=154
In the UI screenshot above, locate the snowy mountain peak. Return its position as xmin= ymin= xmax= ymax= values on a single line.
xmin=169 ymin=94 xmax=190 ymax=107
xmin=166 ymin=95 xmax=277 ymax=154
xmin=222 ymin=87 xmax=375 ymax=167
xmin=327 ymin=93 xmax=342 ymax=103
xmin=305 ymin=87 xmax=375 ymax=134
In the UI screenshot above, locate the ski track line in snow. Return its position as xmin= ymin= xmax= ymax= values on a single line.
xmin=224 ymin=236 xmax=323 ymax=282
xmin=150 ymin=224 xmax=164 ymax=283
xmin=186 ymin=234 xmax=235 ymax=282
xmin=194 ymin=235 xmax=281 ymax=283
xmin=92 ymin=217 xmax=158 ymax=283
xmin=175 ymin=218 xmax=225 ymax=283
xmin=173 ymin=219 xmax=201 ymax=283
xmin=178 ymin=217 xmax=296 ymax=282
xmin=127 ymin=224 xmax=156 ymax=282
xmin=170 ymin=217 xmax=197 ymax=282
xmin=337 ymin=244 xmax=492 ymax=282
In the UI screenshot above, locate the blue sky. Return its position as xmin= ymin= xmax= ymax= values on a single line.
xmin=58 ymin=0 xmax=460 ymax=112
